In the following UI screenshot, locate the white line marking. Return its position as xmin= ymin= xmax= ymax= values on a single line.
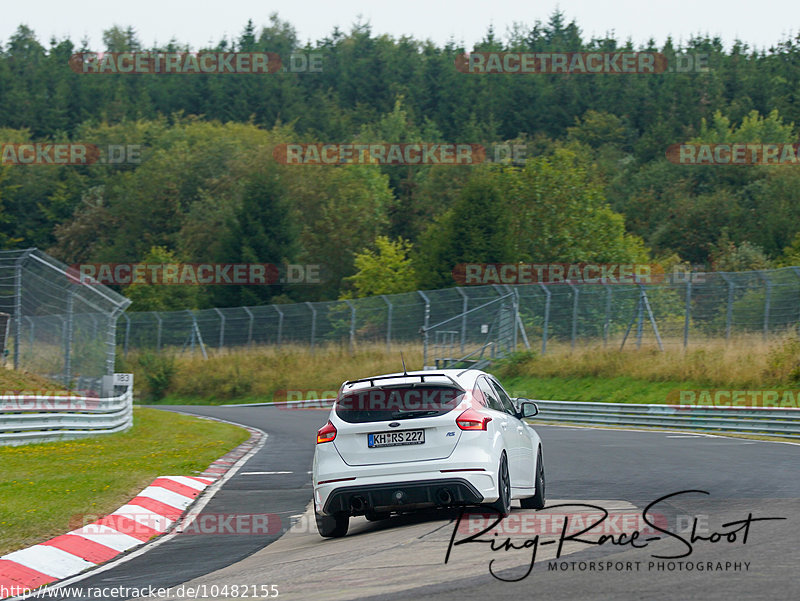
xmin=240 ymin=471 xmax=292 ymax=475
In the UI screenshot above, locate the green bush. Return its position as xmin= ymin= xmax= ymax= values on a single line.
xmin=137 ymin=352 xmax=177 ymax=401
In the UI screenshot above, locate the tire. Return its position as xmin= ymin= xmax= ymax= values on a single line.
xmin=365 ymin=510 xmax=390 ymax=522
xmin=487 ymin=453 xmax=512 ymax=517
xmin=315 ymin=506 xmax=349 ymax=538
xmin=521 ymin=448 xmax=545 ymax=510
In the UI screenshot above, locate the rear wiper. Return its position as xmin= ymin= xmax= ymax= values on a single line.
xmin=391 ymin=410 xmax=439 ymax=419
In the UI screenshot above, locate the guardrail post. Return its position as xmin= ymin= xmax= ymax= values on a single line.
xmin=274 ymin=305 xmax=284 ymax=347
xmin=13 ymin=249 xmax=33 ymax=369
xmin=603 ymin=283 xmax=612 ymax=346
xmin=345 ymin=300 xmax=356 ymax=352
xmin=719 ymin=273 xmax=734 ymax=341
xmin=154 ymin=313 xmax=163 ymax=353
xmin=243 ymin=307 xmax=254 ymax=347
xmin=214 ymin=308 xmax=226 ymax=349
xmin=567 ymin=282 xmax=579 ymax=350
xmin=381 ymin=295 xmax=392 ymax=352
xmin=418 ymin=291 xmax=431 ymax=366
xmin=456 ymin=287 xmax=468 ymax=353
xmin=683 ymin=276 xmax=692 ymax=349
xmin=306 ymin=302 xmax=317 ymax=352
xmin=539 ymin=283 xmax=551 ymax=355
xmin=759 ymin=271 xmax=772 ymax=340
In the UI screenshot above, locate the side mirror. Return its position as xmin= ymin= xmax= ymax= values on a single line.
xmin=519 ymin=400 xmax=538 ymax=418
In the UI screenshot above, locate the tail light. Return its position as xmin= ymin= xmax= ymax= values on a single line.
xmin=456 ymin=408 xmax=492 ymax=431
xmin=317 ymin=420 xmax=337 ymax=444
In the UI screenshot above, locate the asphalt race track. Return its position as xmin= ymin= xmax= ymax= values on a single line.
xmin=48 ymin=405 xmax=800 ymax=601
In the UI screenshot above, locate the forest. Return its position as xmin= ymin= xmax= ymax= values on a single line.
xmin=1 ymin=11 xmax=800 ymax=310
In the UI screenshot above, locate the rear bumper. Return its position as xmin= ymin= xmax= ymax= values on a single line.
xmin=322 ymin=477 xmax=483 ymax=515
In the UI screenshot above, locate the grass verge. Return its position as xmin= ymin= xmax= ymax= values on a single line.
xmin=495 ymin=375 xmax=709 ymax=405
xmin=0 ymin=407 xmax=249 ymax=556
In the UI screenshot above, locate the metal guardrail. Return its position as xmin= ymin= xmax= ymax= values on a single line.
xmin=532 ymin=399 xmax=800 ymax=438
xmin=233 ymin=398 xmax=800 ymax=439
xmin=0 ymin=377 xmax=134 ymax=446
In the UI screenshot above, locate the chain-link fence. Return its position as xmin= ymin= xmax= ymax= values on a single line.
xmin=0 ymin=249 xmax=131 ymax=391
xmin=118 ymin=266 xmax=800 ymax=361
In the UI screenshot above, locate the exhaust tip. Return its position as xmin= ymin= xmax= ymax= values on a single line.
xmin=437 ymin=488 xmax=453 ymax=505
xmin=350 ymin=496 xmax=366 ymax=512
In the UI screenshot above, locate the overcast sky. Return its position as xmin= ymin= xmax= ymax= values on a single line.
xmin=1 ymin=0 xmax=796 ymax=52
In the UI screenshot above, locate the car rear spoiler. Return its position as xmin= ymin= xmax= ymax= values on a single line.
xmin=339 ymin=373 xmax=464 ymax=396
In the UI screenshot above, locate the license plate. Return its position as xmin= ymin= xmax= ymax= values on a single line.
xmin=368 ymin=429 xmax=425 ymax=448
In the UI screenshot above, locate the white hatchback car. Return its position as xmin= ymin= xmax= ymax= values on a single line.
xmin=313 ymin=368 xmax=545 ymax=537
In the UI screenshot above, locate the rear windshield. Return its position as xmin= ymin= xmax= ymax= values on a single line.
xmin=335 ymin=385 xmax=465 ymax=423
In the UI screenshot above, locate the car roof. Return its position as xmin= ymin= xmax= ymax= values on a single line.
xmin=340 ymin=368 xmax=488 ymax=392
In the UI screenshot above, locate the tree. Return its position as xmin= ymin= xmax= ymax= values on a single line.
xmin=209 ymin=166 xmax=298 ymax=307
xmin=121 ymin=246 xmax=199 ymax=311
xmin=341 ymin=236 xmax=416 ymax=298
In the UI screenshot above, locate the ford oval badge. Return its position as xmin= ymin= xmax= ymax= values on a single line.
xmin=388 ymin=422 xmax=401 ymax=427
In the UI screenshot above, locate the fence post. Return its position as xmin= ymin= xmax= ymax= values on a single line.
xmin=635 ymin=288 xmax=644 ymax=349
xmin=105 ymin=306 xmax=123 ymax=376
xmin=122 ymin=313 xmax=131 ymax=358
xmin=759 ymin=271 xmax=772 ymax=340
xmin=539 ymin=283 xmax=550 ymax=355
xmin=456 ymin=287 xmax=468 ymax=353
xmin=345 ymin=300 xmax=356 ymax=352
xmin=243 ymin=307 xmax=254 ymax=347
xmin=154 ymin=313 xmax=163 ymax=352
xmin=13 ymin=249 xmax=32 ymax=369
xmin=274 ymin=305 xmax=284 ymax=347
xmin=683 ymin=275 xmax=692 ymax=349
xmin=214 ymin=308 xmax=226 ymax=349
xmin=25 ymin=316 xmax=34 ymax=346
xmin=306 ymin=302 xmax=317 ymax=352
xmin=603 ymin=284 xmax=612 ymax=346
xmin=719 ymin=273 xmax=734 ymax=341
xmin=381 ymin=295 xmax=392 ymax=352
xmin=418 ymin=291 xmax=431 ymax=366
xmin=567 ymin=282 xmax=579 ymax=350
xmin=64 ymin=288 xmax=75 ymax=388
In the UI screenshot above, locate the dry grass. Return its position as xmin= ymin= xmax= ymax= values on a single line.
xmin=119 ymin=333 xmax=800 ymax=403
xmin=121 ymin=343 xmax=425 ymax=402
xmin=0 ymin=367 xmax=66 ymax=393
xmin=505 ymin=333 xmax=800 ymax=388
